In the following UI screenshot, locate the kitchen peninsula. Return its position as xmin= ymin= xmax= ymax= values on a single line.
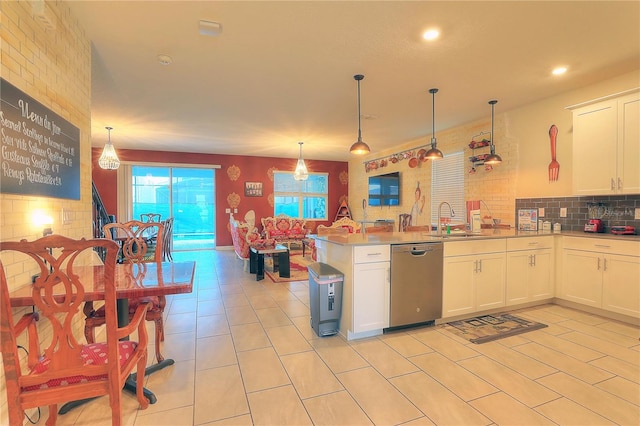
xmin=313 ymin=230 xmax=640 ymax=340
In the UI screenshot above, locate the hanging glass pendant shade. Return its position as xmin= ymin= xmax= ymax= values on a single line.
xmin=98 ymin=126 xmax=120 ymax=170
xmin=293 ymin=141 xmax=309 ymax=181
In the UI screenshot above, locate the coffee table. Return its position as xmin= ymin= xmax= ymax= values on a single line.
xmin=250 ymin=244 xmax=290 ymax=281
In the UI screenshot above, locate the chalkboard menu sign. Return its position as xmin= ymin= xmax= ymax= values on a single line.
xmin=1 ymin=78 xmax=80 ymax=200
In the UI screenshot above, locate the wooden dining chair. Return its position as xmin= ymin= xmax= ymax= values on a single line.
xmin=140 ymin=213 xmax=162 ymax=223
xmin=161 ymin=217 xmax=174 ymax=261
xmin=84 ymin=220 xmax=167 ymax=363
xmin=404 ymin=225 xmax=432 ymax=232
xmin=0 ymin=235 xmax=150 ymax=425
xmin=365 ymin=224 xmax=394 ymax=233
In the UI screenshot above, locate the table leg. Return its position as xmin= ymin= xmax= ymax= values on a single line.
xmin=249 ymin=249 xmax=257 ymax=274
xmin=278 ymin=250 xmax=290 ymax=278
xmin=256 ymin=253 xmax=265 ymax=281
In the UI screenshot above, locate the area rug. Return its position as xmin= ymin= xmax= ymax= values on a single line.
xmin=265 ymin=250 xmax=313 ymax=283
xmin=443 ymin=313 xmax=547 ymax=344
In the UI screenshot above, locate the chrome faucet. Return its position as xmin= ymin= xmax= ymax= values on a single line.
xmin=437 ymin=201 xmax=455 ymax=236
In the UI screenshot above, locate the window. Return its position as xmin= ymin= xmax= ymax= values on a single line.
xmin=273 ymin=172 xmax=328 ymax=220
xmin=430 ymin=151 xmax=465 ymax=227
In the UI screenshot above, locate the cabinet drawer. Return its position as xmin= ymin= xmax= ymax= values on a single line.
xmin=507 ymin=236 xmax=554 ymax=251
xmin=444 ymin=238 xmax=506 ymax=257
xmin=563 ymin=236 xmax=640 ymax=256
xmin=354 ymin=245 xmax=390 ymax=263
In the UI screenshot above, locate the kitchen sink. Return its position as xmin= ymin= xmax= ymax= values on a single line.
xmin=434 ymin=232 xmax=481 ymax=239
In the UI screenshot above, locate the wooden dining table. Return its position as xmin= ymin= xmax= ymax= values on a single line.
xmin=9 ymin=260 xmax=196 ymax=411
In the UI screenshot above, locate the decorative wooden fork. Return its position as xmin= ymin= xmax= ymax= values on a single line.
xmin=548 ymin=124 xmax=559 ymax=181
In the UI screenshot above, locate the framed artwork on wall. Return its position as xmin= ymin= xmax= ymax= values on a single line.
xmin=245 ymin=181 xmax=263 ymax=197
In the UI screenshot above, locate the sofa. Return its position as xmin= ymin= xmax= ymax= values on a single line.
xmin=229 ymin=212 xmax=274 ymax=270
xmin=261 ymin=214 xmax=309 ymax=248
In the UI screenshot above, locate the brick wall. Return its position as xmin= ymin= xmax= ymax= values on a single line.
xmin=0 ymin=1 xmax=91 ymax=420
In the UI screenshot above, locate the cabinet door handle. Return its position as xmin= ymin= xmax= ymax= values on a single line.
xmin=478 ymin=259 xmax=482 ymax=273
xmin=595 ymin=244 xmax=610 ymax=249
xmin=611 ymin=178 xmax=616 ymax=191
xmin=618 ymin=177 xmax=623 ymax=190
xmin=597 ymin=257 xmax=601 ymax=270
xmin=603 ymin=258 xmax=607 ymax=271
xmin=528 ymin=242 xmax=539 ymax=245
xmin=532 ymin=254 xmax=536 ymax=267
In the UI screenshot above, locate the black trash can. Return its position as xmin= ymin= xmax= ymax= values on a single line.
xmin=307 ymin=262 xmax=343 ymax=337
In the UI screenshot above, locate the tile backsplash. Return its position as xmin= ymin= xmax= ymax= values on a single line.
xmin=515 ymin=195 xmax=640 ymax=232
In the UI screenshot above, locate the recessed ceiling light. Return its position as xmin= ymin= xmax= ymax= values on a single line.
xmin=422 ymin=29 xmax=440 ymax=41
xmin=552 ymin=66 xmax=567 ymax=75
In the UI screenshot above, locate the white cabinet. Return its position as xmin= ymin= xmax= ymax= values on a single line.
xmin=570 ymin=90 xmax=639 ymax=195
xmin=352 ymin=245 xmax=390 ymax=335
xmin=443 ymin=239 xmax=506 ymax=318
xmin=561 ymin=237 xmax=640 ymax=318
xmin=506 ymin=236 xmax=554 ymax=306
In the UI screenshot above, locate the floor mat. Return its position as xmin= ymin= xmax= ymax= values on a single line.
xmin=265 ymin=250 xmax=313 ymax=283
xmin=443 ymin=313 xmax=547 ymax=344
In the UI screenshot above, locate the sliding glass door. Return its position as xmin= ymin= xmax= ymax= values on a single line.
xmin=132 ymin=166 xmax=215 ymax=250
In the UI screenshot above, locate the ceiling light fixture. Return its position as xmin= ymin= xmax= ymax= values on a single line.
xmin=98 ymin=126 xmax=121 ymax=170
xmin=157 ymin=54 xmax=172 ymax=66
xmin=425 ymin=88 xmax=443 ymax=160
xmin=199 ymin=20 xmax=222 ymax=36
xmin=422 ymin=29 xmax=440 ymax=40
xmin=350 ymin=74 xmax=371 ymax=155
xmin=552 ymin=66 xmax=567 ymax=75
xmin=484 ymin=100 xmax=503 ymax=165
xmin=293 ymin=141 xmax=309 ymax=181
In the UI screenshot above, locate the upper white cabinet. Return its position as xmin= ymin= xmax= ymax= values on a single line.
xmin=570 ymin=90 xmax=639 ymax=195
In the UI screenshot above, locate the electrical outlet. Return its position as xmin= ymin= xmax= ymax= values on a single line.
xmin=538 ymin=208 xmax=545 ymax=217
xmin=560 ymin=207 xmax=567 ymax=218
xmin=234 ymin=208 xmax=238 ymax=213
xmin=225 ymin=208 xmax=231 ymax=214
xmin=61 ymin=208 xmax=72 ymax=224
xmin=635 ymin=208 xmax=640 ymax=220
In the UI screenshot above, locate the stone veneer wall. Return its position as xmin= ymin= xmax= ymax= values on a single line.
xmin=0 ymin=2 xmax=91 ymax=420
xmin=515 ymin=195 xmax=640 ymax=232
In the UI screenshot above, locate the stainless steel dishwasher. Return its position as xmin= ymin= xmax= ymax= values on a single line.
xmin=389 ymin=243 xmax=443 ymax=330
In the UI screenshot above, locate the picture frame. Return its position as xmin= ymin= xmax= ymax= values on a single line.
xmin=244 ymin=181 xmax=263 ymax=197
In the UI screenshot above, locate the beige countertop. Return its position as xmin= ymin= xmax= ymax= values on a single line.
xmin=313 ymin=229 xmax=640 ymax=246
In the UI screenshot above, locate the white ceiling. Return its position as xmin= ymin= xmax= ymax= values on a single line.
xmin=66 ymin=1 xmax=640 ymax=162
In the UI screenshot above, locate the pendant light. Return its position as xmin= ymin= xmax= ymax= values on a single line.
xmin=425 ymin=88 xmax=443 ymax=160
xmin=98 ymin=126 xmax=120 ymax=170
xmin=293 ymin=141 xmax=309 ymax=181
xmin=484 ymin=100 xmax=503 ymax=165
xmin=350 ymin=74 xmax=370 ymax=155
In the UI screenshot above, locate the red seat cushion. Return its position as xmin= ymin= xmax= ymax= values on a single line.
xmin=24 ymin=341 xmax=138 ymax=390
xmin=93 ymin=297 xmax=161 ymax=317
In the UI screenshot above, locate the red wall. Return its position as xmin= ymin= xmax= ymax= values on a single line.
xmin=92 ymin=148 xmax=349 ymax=246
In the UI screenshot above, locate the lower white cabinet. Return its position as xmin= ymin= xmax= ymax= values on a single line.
xmin=352 ymin=245 xmax=390 ymax=334
xmin=506 ymin=237 xmax=554 ymax=306
xmin=562 ymin=237 xmax=640 ymax=317
xmin=443 ymin=239 xmax=506 ymax=318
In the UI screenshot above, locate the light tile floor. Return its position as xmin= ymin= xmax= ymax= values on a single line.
xmin=50 ymin=249 xmax=639 ymax=425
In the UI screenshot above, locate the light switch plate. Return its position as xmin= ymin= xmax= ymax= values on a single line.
xmin=635 ymin=208 xmax=640 ymax=220
xmin=61 ymin=208 xmax=72 ymax=224
xmin=538 ymin=208 xmax=545 ymax=217
xmin=560 ymin=207 xmax=567 ymax=218
xmin=225 ymin=208 xmax=231 ymax=214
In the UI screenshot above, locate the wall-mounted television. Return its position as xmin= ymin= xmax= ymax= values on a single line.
xmin=368 ymin=172 xmax=400 ymax=206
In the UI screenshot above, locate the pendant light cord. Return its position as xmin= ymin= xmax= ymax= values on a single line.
xmin=357 ymin=78 xmax=363 ymax=141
